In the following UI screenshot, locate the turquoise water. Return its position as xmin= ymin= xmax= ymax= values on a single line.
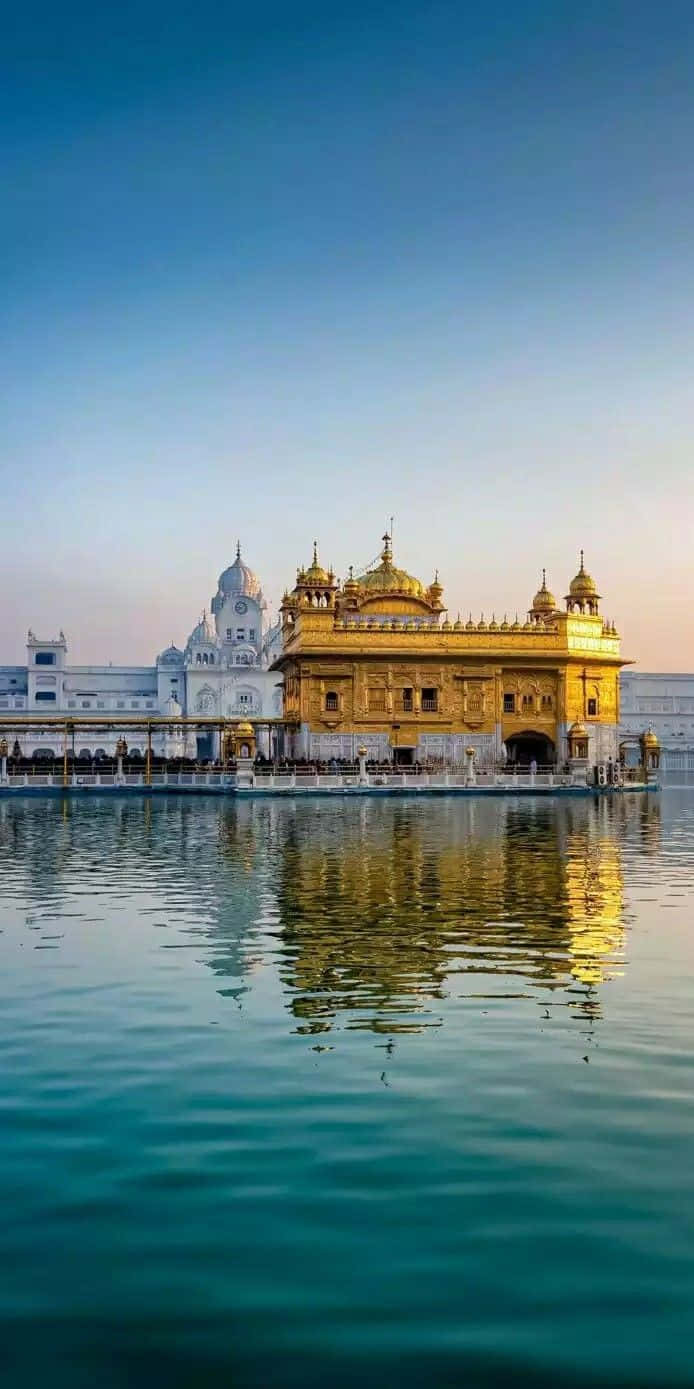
xmin=1 ymin=793 xmax=693 ymax=1388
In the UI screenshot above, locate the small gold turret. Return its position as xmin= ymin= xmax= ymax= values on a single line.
xmin=565 ymin=551 xmax=600 ymax=615
xmin=530 ymin=569 xmax=557 ymax=623
xmin=427 ymin=569 xmax=444 ymax=609
xmin=305 ymin=540 xmax=330 ymax=586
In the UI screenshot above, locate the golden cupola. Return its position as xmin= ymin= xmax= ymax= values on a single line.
xmin=342 ymin=533 xmax=442 ymax=617
xmin=305 ymin=541 xmax=331 ymax=586
xmin=292 ymin=541 xmax=338 ymax=609
xmin=356 ymin=533 xmax=427 ymax=599
xmin=566 ymin=551 xmax=600 ymax=614
xmin=530 ymin=569 xmax=557 ymax=623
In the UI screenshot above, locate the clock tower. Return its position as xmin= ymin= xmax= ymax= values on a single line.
xmin=210 ymin=541 xmax=266 ymax=667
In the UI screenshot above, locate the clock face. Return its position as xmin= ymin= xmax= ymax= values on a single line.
xmin=234 ymin=600 xmax=248 ymax=615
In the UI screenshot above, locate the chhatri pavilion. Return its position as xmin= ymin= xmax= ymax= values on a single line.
xmin=272 ymin=533 xmax=626 ymax=766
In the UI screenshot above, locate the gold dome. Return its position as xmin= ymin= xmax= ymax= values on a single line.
xmin=236 ymin=720 xmax=254 ymax=737
xmin=642 ymin=727 xmax=659 ymax=748
xmin=568 ymin=721 xmax=588 ymax=738
xmin=568 ymin=551 xmax=599 ymax=598
xmin=356 ymin=533 xmax=426 ymax=599
xmin=466 ymin=613 xmax=476 ymax=630
xmin=532 ymin=569 xmax=557 ymax=612
xmin=304 ymin=541 xmax=331 ymax=586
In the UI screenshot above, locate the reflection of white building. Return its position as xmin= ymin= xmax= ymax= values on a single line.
xmin=619 ymin=672 xmax=694 ymax=774
xmin=0 ymin=545 xmax=284 ymax=759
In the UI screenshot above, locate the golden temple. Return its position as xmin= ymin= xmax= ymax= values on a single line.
xmin=273 ymin=534 xmax=626 ymax=767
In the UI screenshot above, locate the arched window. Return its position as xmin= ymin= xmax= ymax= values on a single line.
xmin=325 ymin=691 xmax=339 ymax=712
xmin=203 ymin=653 xmax=208 ymax=665
xmin=196 ymin=653 xmax=201 ymax=664
xmin=209 ymin=653 xmax=214 ymax=665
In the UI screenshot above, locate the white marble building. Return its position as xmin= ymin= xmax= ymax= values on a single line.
xmin=619 ymin=671 xmax=694 ymax=774
xmin=0 ymin=546 xmax=283 ymax=760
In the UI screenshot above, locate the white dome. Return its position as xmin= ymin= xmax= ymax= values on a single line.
xmin=187 ymin=612 xmax=216 ymax=646
xmin=157 ymin=643 xmax=184 ymax=665
xmin=217 ymin=541 xmax=262 ymax=600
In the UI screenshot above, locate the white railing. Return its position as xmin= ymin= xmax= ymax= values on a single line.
xmin=0 ymin=767 xmax=640 ymax=793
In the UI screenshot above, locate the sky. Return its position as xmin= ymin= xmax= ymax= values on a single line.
xmin=2 ymin=0 xmax=693 ymax=668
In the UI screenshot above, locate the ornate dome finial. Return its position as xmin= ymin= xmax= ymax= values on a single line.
xmin=236 ymin=539 xmax=241 ymax=560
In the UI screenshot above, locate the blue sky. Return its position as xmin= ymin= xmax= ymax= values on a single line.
xmin=2 ymin=0 xmax=693 ymax=665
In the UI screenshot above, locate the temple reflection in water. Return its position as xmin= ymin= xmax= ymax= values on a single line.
xmin=217 ymin=793 xmax=660 ymax=1033
xmin=0 ymin=792 xmax=661 ymax=1035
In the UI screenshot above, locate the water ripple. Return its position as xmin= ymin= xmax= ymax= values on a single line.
xmin=1 ymin=791 xmax=693 ymax=1386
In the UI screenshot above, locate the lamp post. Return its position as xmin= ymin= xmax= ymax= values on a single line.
xmin=357 ymin=744 xmax=368 ymax=786
xmin=465 ymin=746 xmax=476 ymax=786
xmin=115 ymin=736 xmax=128 ymax=785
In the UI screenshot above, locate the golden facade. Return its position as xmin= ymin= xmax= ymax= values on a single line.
xmin=273 ymin=536 xmax=627 ymax=766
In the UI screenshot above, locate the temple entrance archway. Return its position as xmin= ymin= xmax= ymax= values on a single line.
xmin=505 ymin=732 xmax=555 ymax=767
